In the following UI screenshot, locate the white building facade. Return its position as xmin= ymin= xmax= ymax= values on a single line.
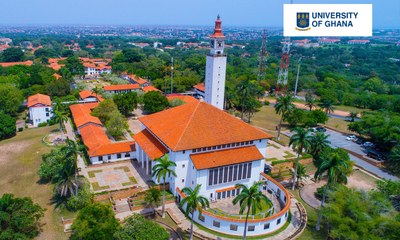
xmin=27 ymin=94 xmax=53 ymax=127
xmin=205 ymin=16 xmax=227 ymax=110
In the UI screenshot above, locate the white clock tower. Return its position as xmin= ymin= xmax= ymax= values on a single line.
xmin=205 ymin=15 xmax=227 ymax=110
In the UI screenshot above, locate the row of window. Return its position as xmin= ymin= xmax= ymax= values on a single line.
xmin=192 ymin=140 xmax=255 ymax=153
xmin=208 ymin=162 xmax=252 ymax=186
xmin=198 ymin=215 xmax=285 ymax=231
xmin=98 ymin=153 xmax=130 ymax=161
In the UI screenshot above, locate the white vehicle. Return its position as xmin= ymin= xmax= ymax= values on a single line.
xmin=346 ymin=135 xmax=357 ymax=141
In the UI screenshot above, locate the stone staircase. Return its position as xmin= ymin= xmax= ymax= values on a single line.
xmin=114 ymin=199 xmax=131 ymax=213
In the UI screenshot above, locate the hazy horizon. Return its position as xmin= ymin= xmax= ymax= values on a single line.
xmin=1 ymin=0 xmax=399 ymax=28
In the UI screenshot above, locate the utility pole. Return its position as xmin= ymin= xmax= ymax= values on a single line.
xmin=258 ymin=29 xmax=267 ymax=81
xmin=170 ymin=57 xmax=174 ymax=94
xmin=294 ymin=56 xmax=302 ymax=97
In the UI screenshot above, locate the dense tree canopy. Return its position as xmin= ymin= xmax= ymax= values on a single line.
xmin=1 ymin=48 xmax=24 ymax=62
xmin=0 ymin=194 xmax=45 ymax=239
xmin=0 ymin=112 xmax=16 ymax=140
xmin=114 ymin=214 xmax=169 ymax=240
xmin=0 ymin=84 xmax=23 ymax=115
xmin=143 ymin=91 xmax=169 ymax=113
xmin=71 ymin=203 xmax=119 ymax=240
xmin=113 ymin=92 xmax=138 ymax=116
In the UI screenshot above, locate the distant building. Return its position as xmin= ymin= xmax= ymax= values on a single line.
xmin=347 ymin=39 xmax=370 ymax=45
xmin=0 ymin=44 xmax=10 ymax=52
xmin=142 ymin=85 xmax=161 ymax=93
xmin=103 ymin=84 xmax=141 ymax=94
xmin=193 ymin=83 xmax=205 ymax=99
xmin=27 ymin=94 xmax=53 ymax=127
xmin=79 ymin=90 xmax=104 ymax=102
xmin=318 ymin=38 xmax=341 ymax=44
xmin=0 ymin=60 xmax=33 ymax=67
xmin=121 ymin=73 xmax=149 ymax=87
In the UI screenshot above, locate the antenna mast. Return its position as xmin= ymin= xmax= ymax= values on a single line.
xmin=170 ymin=57 xmax=174 ymax=94
xmin=258 ymin=29 xmax=267 ymax=81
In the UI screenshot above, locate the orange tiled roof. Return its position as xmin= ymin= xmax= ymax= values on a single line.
xmin=104 ymin=84 xmax=140 ymax=91
xmin=190 ymin=146 xmax=263 ymax=170
xmin=142 ymin=85 xmax=161 ymax=93
xmin=53 ymin=73 xmax=62 ymax=80
xmin=91 ymin=141 xmax=135 ymax=157
xmin=79 ymin=124 xmax=110 ymax=155
xmin=69 ymin=103 xmax=102 ymax=128
xmin=27 ymin=93 xmax=51 ymax=108
xmin=139 ymin=101 xmax=271 ymax=151
xmin=167 ymin=95 xmax=199 ymax=104
xmin=193 ymin=83 xmax=205 ymax=92
xmin=79 ymin=90 xmax=104 ymax=102
xmin=0 ymin=60 xmax=33 ymax=67
xmin=134 ymin=129 xmax=168 ymax=160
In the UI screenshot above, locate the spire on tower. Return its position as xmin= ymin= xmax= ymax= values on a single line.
xmin=210 ymin=15 xmax=225 ymax=38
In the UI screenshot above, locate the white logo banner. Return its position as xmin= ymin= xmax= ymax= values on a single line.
xmin=284 ymin=4 xmax=372 ymax=37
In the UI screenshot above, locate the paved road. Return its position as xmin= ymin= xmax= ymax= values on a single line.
xmin=325 ymin=129 xmax=399 ymax=181
xmin=284 ymin=129 xmax=399 ymax=181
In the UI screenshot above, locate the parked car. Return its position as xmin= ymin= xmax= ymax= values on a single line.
xmin=363 ymin=142 xmax=375 ymax=148
xmin=264 ymin=164 xmax=271 ymax=174
xmin=316 ymin=127 xmax=326 ymax=132
xmin=346 ymin=135 xmax=357 ymax=141
xmin=356 ymin=138 xmax=364 ymax=145
xmin=367 ymin=149 xmax=383 ymax=161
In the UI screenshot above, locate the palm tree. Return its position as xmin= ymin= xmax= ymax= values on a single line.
xmin=319 ymin=101 xmax=335 ymax=114
xmin=308 ymin=132 xmax=331 ymax=158
xmin=305 ymin=93 xmax=316 ymax=111
xmin=236 ymin=79 xmax=262 ymax=120
xmin=152 ymin=154 xmax=177 ymax=218
xmin=314 ymin=148 xmax=353 ymax=231
xmin=180 ymin=184 xmax=209 ymax=240
xmin=54 ymin=158 xmax=83 ymax=197
xmin=92 ymin=86 xmax=103 ymax=97
xmin=289 ymin=127 xmax=312 ymax=190
xmin=52 ymin=101 xmax=68 ymax=135
xmin=233 ymin=181 xmax=271 ymax=240
xmin=274 ymin=94 xmax=295 ymax=140
xmin=62 ymin=138 xmax=78 ymax=160
xmin=145 ymin=187 xmax=162 ymax=214
xmin=348 ymin=111 xmax=358 ymax=122
xmin=293 ymin=163 xmax=308 ymax=187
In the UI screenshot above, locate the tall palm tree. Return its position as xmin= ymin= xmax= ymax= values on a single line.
xmin=52 ymin=101 xmax=68 ymax=135
xmin=274 ymin=94 xmax=295 ymax=140
xmin=152 ymin=154 xmax=177 ymax=218
xmin=319 ymin=101 xmax=335 ymax=114
xmin=233 ymin=181 xmax=271 ymax=240
xmin=180 ymin=184 xmax=209 ymax=240
xmin=62 ymin=138 xmax=78 ymax=160
xmin=145 ymin=187 xmax=162 ymax=214
xmin=292 ymin=163 xmax=308 ymax=187
xmin=289 ymin=127 xmax=312 ymax=190
xmin=348 ymin=111 xmax=358 ymax=122
xmin=308 ymin=132 xmax=331 ymax=158
xmin=314 ymin=148 xmax=353 ymax=231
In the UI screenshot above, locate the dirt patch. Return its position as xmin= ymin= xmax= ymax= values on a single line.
xmin=347 ymin=170 xmax=377 ymax=191
xmin=0 ymin=140 xmax=31 ymax=165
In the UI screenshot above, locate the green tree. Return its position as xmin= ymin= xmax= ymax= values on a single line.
xmin=388 ymin=145 xmax=400 ymax=175
xmin=293 ymin=163 xmax=308 ymax=187
xmin=105 ymin=110 xmax=128 ymax=138
xmin=152 ymin=154 xmax=177 ymax=218
xmin=66 ymin=181 xmax=93 ymax=211
xmin=114 ymin=213 xmax=169 ymax=240
xmin=308 ymin=132 xmax=331 ymax=159
xmin=305 ymin=92 xmax=316 ymax=111
xmin=0 ymin=194 xmax=45 ymax=239
xmin=236 ymin=79 xmax=262 ymax=120
xmin=275 ymin=94 xmax=295 ymax=140
xmin=91 ymin=99 xmax=118 ymax=123
xmin=0 ymin=84 xmax=23 ymax=115
xmin=376 ymin=180 xmax=400 ymax=211
xmin=2 ymin=48 xmax=24 ymax=62
xmin=65 ymin=56 xmax=84 ymax=76
xmin=233 ymin=181 xmax=271 ymax=240
xmin=143 ymin=91 xmax=169 ymax=113
xmin=289 ymin=127 xmax=312 ymax=190
xmin=320 ymin=186 xmax=400 ymax=240
xmin=71 ymin=203 xmax=119 ymax=240
xmin=144 ymin=187 xmax=162 ymax=214
xmin=319 ymin=100 xmax=335 ymax=114
xmin=314 ymin=148 xmax=353 ymax=231
xmin=113 ymin=92 xmax=138 ymax=116
xmin=348 ymin=111 xmax=358 ymax=122
xmin=0 ymin=112 xmax=16 ymax=140
xmin=53 ymin=157 xmax=83 ymax=198
xmin=180 ymin=184 xmax=210 ymax=240
xmin=52 ymin=103 xmax=69 ymax=135
xmin=46 ymin=79 xmax=70 ymax=97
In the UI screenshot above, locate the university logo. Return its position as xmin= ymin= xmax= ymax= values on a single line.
xmin=296 ymin=12 xmax=311 ymax=31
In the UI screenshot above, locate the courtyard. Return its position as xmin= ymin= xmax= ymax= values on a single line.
xmin=85 ymin=161 xmax=149 ymax=193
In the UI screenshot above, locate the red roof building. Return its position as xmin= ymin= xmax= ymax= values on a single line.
xmin=0 ymin=60 xmax=33 ymax=67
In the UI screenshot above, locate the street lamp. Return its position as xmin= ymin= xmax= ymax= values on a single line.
xmin=294 ymin=56 xmax=303 ymax=97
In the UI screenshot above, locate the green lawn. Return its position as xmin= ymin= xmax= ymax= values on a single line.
xmin=0 ymin=126 xmax=75 ymax=240
xmin=333 ymin=105 xmax=371 ymax=113
xmin=325 ymin=117 xmax=352 ymax=134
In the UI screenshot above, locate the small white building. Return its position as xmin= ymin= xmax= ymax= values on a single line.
xmin=193 ymin=83 xmax=205 ymax=99
xmin=79 ymin=90 xmax=104 ymax=103
xmin=27 ymin=94 xmax=53 ymax=127
xmin=103 ymin=84 xmax=142 ymax=94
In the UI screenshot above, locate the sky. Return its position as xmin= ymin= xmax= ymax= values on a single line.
xmin=0 ymin=0 xmax=399 ymax=28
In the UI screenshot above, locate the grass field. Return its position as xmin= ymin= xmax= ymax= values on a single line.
xmin=325 ymin=117 xmax=352 ymax=134
xmin=0 ymin=126 xmax=75 ymax=240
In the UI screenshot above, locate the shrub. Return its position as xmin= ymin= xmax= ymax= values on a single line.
xmin=18 ymin=127 xmax=23 ymax=132
xmin=37 ymin=122 xmax=48 ymax=127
